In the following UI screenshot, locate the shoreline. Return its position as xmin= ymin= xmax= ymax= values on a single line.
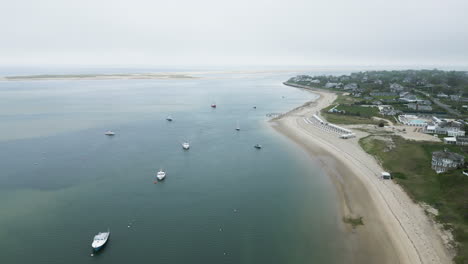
xmin=270 ymin=86 xmax=453 ymax=263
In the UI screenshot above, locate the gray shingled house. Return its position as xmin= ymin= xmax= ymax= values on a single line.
xmin=431 ymin=149 xmax=465 ymax=173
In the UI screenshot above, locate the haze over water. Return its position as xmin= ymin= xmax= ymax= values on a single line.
xmin=0 ymin=69 xmax=345 ymax=263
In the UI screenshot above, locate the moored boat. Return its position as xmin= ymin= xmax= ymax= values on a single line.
xmin=91 ymin=229 xmax=110 ymax=251
xmin=166 ymin=116 xmax=173 ymax=121
xmin=254 ymin=144 xmax=262 ymax=149
xmin=156 ymin=169 xmax=166 ymax=181
xmin=104 ymin=131 xmax=115 ymax=136
xmin=211 ymin=102 xmax=216 ymax=108
xmin=182 ymin=142 xmax=190 ymax=150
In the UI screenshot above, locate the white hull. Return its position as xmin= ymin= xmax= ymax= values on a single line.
xmin=92 ymin=231 xmax=110 ymax=251
xmin=157 ymin=171 xmax=166 ymax=181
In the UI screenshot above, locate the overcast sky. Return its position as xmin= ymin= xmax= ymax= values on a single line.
xmin=1 ymin=0 xmax=467 ymax=67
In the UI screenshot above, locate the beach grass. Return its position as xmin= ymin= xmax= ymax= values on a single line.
xmin=359 ymin=135 xmax=468 ymax=263
xmin=322 ymin=112 xmax=383 ymax=125
xmin=334 ymin=93 xmax=359 ymax=104
xmin=343 ymin=216 xmax=364 ymax=228
xmin=320 ymin=94 xmax=392 ymax=125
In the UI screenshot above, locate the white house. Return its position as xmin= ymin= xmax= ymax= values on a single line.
xmin=448 ymin=129 xmax=466 ymax=137
xmin=443 ymin=137 xmax=457 ymax=144
xmin=431 ymin=150 xmax=464 ymax=173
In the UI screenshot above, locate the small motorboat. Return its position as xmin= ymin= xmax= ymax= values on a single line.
xmin=182 ymin=142 xmax=190 ymax=150
xmin=211 ymin=103 xmax=217 ymax=108
xmin=254 ymin=144 xmax=262 ymax=149
xmin=253 ymin=106 xmax=257 ymax=109
xmin=235 ymin=121 xmax=240 ymax=131
xmin=166 ymin=116 xmax=173 ymax=121
xmin=156 ymin=169 xmax=166 ymax=181
xmin=91 ymin=229 xmax=110 ymax=251
xmin=104 ymin=131 xmax=115 ymax=136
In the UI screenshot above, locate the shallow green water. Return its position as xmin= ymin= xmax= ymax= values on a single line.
xmin=0 ymin=71 xmax=345 ymax=263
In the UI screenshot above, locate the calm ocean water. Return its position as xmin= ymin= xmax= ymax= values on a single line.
xmin=0 ymin=69 xmax=347 ymax=264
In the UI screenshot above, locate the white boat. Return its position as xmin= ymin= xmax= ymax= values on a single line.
xmin=211 ymin=102 xmax=216 ymax=108
xmin=235 ymin=121 xmax=240 ymax=131
xmin=91 ymin=229 xmax=110 ymax=251
xmin=104 ymin=131 xmax=115 ymax=136
xmin=156 ymin=169 xmax=166 ymax=181
xmin=254 ymin=144 xmax=262 ymax=149
xmin=166 ymin=116 xmax=173 ymax=121
xmin=182 ymin=142 xmax=190 ymax=150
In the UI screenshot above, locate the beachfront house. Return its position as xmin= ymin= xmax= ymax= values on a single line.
xmin=325 ymin=82 xmax=343 ymax=89
xmin=399 ymin=93 xmax=419 ymax=103
xmin=378 ymin=105 xmax=397 ymax=116
xmin=443 ymin=137 xmax=457 ymax=144
xmin=343 ymin=83 xmax=358 ymax=91
xmin=456 ymin=136 xmax=468 ymax=146
xmin=448 ymin=129 xmax=466 ymax=137
xmin=431 ymin=150 xmax=465 ymax=173
xmin=407 ymin=103 xmax=432 ymax=111
xmin=444 ymin=136 xmax=468 ymax=146
xmin=424 ymin=119 xmax=466 ymax=136
xmin=425 ymin=125 xmax=437 ymax=134
xmin=436 ymin=121 xmax=465 ymax=136
xmin=390 ymin=83 xmax=405 ymax=92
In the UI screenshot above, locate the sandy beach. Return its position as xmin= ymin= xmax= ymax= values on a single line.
xmin=271 ymin=87 xmax=453 ymax=264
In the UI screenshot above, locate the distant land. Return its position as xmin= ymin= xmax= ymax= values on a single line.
xmin=0 ymin=73 xmax=197 ymax=81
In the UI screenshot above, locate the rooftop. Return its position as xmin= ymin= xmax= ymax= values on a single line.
xmin=432 ymin=150 xmax=464 ymax=161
